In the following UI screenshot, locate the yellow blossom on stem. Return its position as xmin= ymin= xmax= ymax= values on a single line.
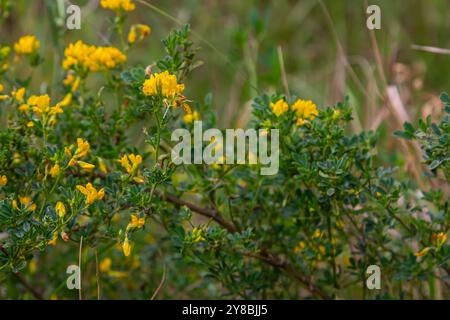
xmin=98 ymin=157 xmax=108 ymax=174
xmin=100 ymin=258 xmax=112 ymax=273
xmin=183 ymin=110 xmax=200 ymax=124
xmin=74 ymin=138 xmax=90 ymax=158
xmin=127 ymin=214 xmax=145 ymax=229
xmin=122 ymin=236 xmax=131 ymax=257
xmin=63 ymin=72 xmax=75 ymax=86
xmin=142 ymin=71 xmax=185 ymax=98
xmin=293 ymin=241 xmax=306 ymax=254
xmin=128 ymin=24 xmax=151 ymax=43
xmin=270 ymin=99 xmax=288 ymax=116
xmin=13 ymin=196 xmax=37 ymax=211
xmin=76 ymin=183 xmax=105 ymax=205
xmin=55 ymin=201 xmax=66 ymax=218
xmin=27 ymin=94 xmax=51 ymax=117
xmin=14 ymin=35 xmax=40 ymax=55
xmin=63 ymin=41 xmax=126 ymax=72
xmin=432 ymin=232 xmax=448 ymax=249
xmin=11 ymin=87 xmax=26 ymax=102
xmin=18 ymin=104 xmax=30 ymax=113
xmin=414 ymin=247 xmax=431 ymax=258
xmin=77 ymin=161 xmax=95 ymax=172
xmin=49 ymin=231 xmax=58 ymax=246
xmin=191 ymin=227 xmax=205 ymax=243
xmin=59 ymin=93 xmax=72 ymax=107
xmin=119 ymin=153 xmax=142 ymax=174
xmin=0 ymin=175 xmax=7 ymax=186
xmin=0 ymin=83 xmax=8 ymax=100
xmin=50 ymin=163 xmax=60 ymax=178
xmin=132 ymin=176 xmax=144 ymax=184
xmin=291 ymin=99 xmax=318 ymax=126
xmin=100 ymin=0 xmax=136 ymax=12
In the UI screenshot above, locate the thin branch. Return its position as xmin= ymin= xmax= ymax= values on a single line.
xmin=78 ymin=235 xmax=83 ymax=300
xmin=154 ymin=190 xmax=238 ymax=233
xmin=150 ymin=264 xmax=167 ymax=300
xmin=155 ymin=190 xmax=330 ymax=299
xmin=0 ymin=245 xmax=44 ymax=300
xmin=95 ymin=249 xmax=100 ymax=300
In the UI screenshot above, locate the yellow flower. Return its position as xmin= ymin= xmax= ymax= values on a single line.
xmin=100 ymin=258 xmax=112 ymax=273
xmin=28 ymin=94 xmax=51 ymax=117
xmin=71 ymin=76 xmax=81 ymax=92
xmin=0 ymin=175 xmax=7 ymax=186
xmin=59 ymin=93 xmax=72 ymax=107
xmin=49 ymin=231 xmax=58 ymax=246
xmin=119 ymin=153 xmax=142 ymax=174
xmin=78 ymin=161 xmax=95 ymax=172
xmin=63 ymin=41 xmax=126 ymax=72
xmin=312 ymin=229 xmax=324 ymax=239
xmin=291 ymin=99 xmax=318 ymax=126
xmin=13 ymin=196 xmax=37 ymax=211
xmin=76 ymin=183 xmax=105 ymax=205
xmin=270 ymin=99 xmax=288 ymax=117
xmin=50 ymin=163 xmax=60 ymax=178
xmin=55 ymin=201 xmax=66 ymax=218
xmin=191 ymin=227 xmax=205 ymax=243
xmin=11 ymin=87 xmax=25 ymax=102
xmin=432 ymin=232 xmax=448 ymax=249
xmin=183 ymin=110 xmax=200 ymax=124
xmin=127 ymin=27 xmax=137 ymax=44
xmin=49 ymin=103 xmax=64 ymax=116
xmin=133 ymin=176 xmax=144 ymax=184
xmin=74 ymin=138 xmax=90 ymax=158
xmin=127 ymin=214 xmax=145 ymax=229
xmin=98 ymin=157 xmax=108 ymax=174
xmin=68 ymin=158 xmax=77 ymax=167
xmin=122 ymin=236 xmax=131 ymax=257
xmin=14 ymin=35 xmax=40 ymax=55
xmin=293 ymin=241 xmax=306 ymax=254
xmin=100 ymin=0 xmax=135 ymax=12
xmin=414 ymin=247 xmax=430 ymax=258
xmin=63 ymin=72 xmax=75 ymax=86
xmin=18 ymin=104 xmax=30 ymax=113
xmin=0 ymin=85 xmax=8 ymax=100
xmin=128 ymin=24 xmax=151 ymax=43
xmin=142 ymin=71 xmax=185 ymax=98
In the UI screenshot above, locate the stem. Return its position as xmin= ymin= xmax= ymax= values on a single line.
xmin=328 ymin=202 xmax=338 ymax=292
xmin=154 ymin=111 xmax=162 ymax=164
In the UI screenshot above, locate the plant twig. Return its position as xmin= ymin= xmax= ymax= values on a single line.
xmin=0 ymin=245 xmax=43 ymax=300
xmin=155 ymin=191 xmax=330 ymax=299
xmin=150 ymin=263 xmax=166 ymax=300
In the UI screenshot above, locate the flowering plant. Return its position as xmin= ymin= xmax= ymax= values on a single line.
xmin=0 ymin=1 xmax=448 ymax=300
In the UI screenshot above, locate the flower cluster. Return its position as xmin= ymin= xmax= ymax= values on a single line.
xmin=63 ymin=41 xmax=126 ymax=73
xmin=100 ymin=0 xmax=136 ymax=12
xmin=142 ymin=71 xmax=185 ymax=98
xmin=76 ymin=183 xmax=105 ymax=206
xmin=12 ymin=196 xmax=37 ymax=212
xmin=118 ymin=153 xmax=144 ymax=183
xmin=271 ymin=98 xmax=318 ymax=126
